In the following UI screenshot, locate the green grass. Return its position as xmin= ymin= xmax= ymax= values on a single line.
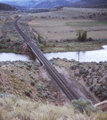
xmin=8 ymin=34 xmax=19 ymax=41
xmin=66 ymin=21 xmax=107 ymax=27
xmin=0 ymin=49 xmax=18 ymax=53
xmin=43 ymin=41 xmax=103 ymax=53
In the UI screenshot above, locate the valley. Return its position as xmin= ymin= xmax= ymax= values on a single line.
xmin=25 ymin=8 xmax=107 ymax=52
xmin=0 ymin=1 xmax=107 ymax=119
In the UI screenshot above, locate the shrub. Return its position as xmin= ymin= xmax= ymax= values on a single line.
xmin=76 ymin=29 xmax=87 ymax=42
xmin=72 ymin=99 xmax=98 ymax=114
xmin=30 ymin=80 xmax=35 ymax=86
xmin=53 ymin=44 xmax=55 ymax=47
xmin=99 ymin=41 xmax=102 ymax=44
xmin=0 ymin=40 xmax=4 ymax=44
xmin=0 ymin=44 xmax=3 ymax=49
xmin=43 ymin=40 xmax=47 ymax=46
xmin=26 ymin=64 xmax=32 ymax=70
xmin=38 ymin=34 xmax=42 ymax=43
xmin=11 ymin=70 xmax=14 ymax=72
xmin=88 ymin=37 xmax=93 ymax=41
xmin=24 ymin=90 xmax=31 ymax=97
xmin=6 ymin=38 xmax=11 ymax=42
xmin=76 ymin=29 xmax=82 ymax=41
xmin=81 ymin=30 xmax=87 ymax=41
xmin=20 ymin=78 xmax=25 ymax=82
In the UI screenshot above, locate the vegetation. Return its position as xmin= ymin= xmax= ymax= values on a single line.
xmin=37 ymin=34 xmax=48 ymax=51
xmin=0 ymin=43 xmax=3 ymax=49
xmin=0 ymin=49 xmax=17 ymax=53
xmin=76 ymin=29 xmax=87 ymax=42
xmin=0 ymin=96 xmax=106 ymax=120
xmin=72 ymin=99 xmax=99 ymax=114
xmin=66 ymin=21 xmax=107 ymax=27
xmin=38 ymin=34 xmax=42 ymax=43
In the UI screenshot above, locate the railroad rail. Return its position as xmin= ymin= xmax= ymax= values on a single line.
xmin=15 ymin=17 xmax=79 ymax=101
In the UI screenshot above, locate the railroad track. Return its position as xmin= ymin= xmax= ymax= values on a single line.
xmin=15 ymin=17 xmax=78 ymax=101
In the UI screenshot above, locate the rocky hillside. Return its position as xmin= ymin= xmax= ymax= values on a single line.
xmin=0 ymin=3 xmax=16 ymax=11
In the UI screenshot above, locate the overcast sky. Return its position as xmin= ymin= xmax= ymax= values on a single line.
xmin=0 ymin=0 xmax=32 ymax=1
xmin=0 ymin=0 xmax=41 ymax=1
xmin=0 ymin=0 xmax=78 ymax=1
xmin=0 ymin=0 xmax=26 ymax=1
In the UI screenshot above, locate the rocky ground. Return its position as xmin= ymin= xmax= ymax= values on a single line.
xmin=0 ymin=61 xmax=66 ymax=105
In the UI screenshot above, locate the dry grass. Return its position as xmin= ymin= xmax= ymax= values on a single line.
xmin=0 ymin=96 xmax=106 ymax=120
xmin=28 ymin=19 xmax=107 ymax=42
xmin=20 ymin=8 xmax=107 ymax=53
xmin=27 ymin=18 xmax=107 ymax=52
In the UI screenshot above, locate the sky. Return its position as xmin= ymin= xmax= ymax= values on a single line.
xmin=0 ymin=0 xmax=31 ymax=1
xmin=0 ymin=0 xmax=41 ymax=1
xmin=0 ymin=0 xmax=79 ymax=1
xmin=0 ymin=0 xmax=79 ymax=3
xmin=0 ymin=0 xmax=76 ymax=1
xmin=0 ymin=0 xmax=27 ymax=1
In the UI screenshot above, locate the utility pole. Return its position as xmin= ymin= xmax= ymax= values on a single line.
xmin=77 ymin=49 xmax=80 ymax=65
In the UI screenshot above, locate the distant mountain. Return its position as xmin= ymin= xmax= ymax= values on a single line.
xmin=0 ymin=0 xmax=40 ymax=10
xmin=81 ymin=0 xmax=107 ymax=5
xmin=34 ymin=0 xmax=71 ymax=8
xmin=69 ymin=0 xmax=107 ymax=8
xmin=1 ymin=0 xmax=106 ymax=10
xmin=0 ymin=3 xmax=17 ymax=11
xmin=0 ymin=0 xmax=80 ymax=10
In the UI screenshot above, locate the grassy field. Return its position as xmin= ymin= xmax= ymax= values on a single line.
xmin=41 ymin=41 xmax=103 ymax=53
xmin=18 ymin=8 xmax=107 ymax=52
xmin=27 ymin=19 xmax=107 ymax=52
xmin=28 ymin=19 xmax=107 ymax=42
xmin=66 ymin=21 xmax=107 ymax=27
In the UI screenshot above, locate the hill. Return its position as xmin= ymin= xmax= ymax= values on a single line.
xmin=69 ymin=0 xmax=107 ymax=8
xmin=34 ymin=0 xmax=71 ymax=9
xmin=0 ymin=3 xmax=16 ymax=11
xmin=0 ymin=0 xmax=79 ymax=10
